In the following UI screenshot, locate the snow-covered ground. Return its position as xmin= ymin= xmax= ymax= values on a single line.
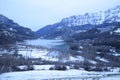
xmin=0 ymin=39 xmax=85 ymax=62
xmin=114 ymin=28 xmax=120 ymax=33
xmin=18 ymin=48 xmax=49 ymax=59
xmin=0 ymin=70 xmax=120 ymax=80
xmin=100 ymin=75 xmax=120 ymax=80
xmin=17 ymin=65 xmax=54 ymax=71
xmin=0 ymin=65 xmax=120 ymax=80
xmin=1 ymin=64 xmax=120 ymax=80
xmin=16 ymin=39 xmax=85 ymax=62
xmin=96 ymin=57 xmax=109 ymax=62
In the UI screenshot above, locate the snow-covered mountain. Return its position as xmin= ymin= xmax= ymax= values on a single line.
xmin=61 ymin=5 xmax=120 ymax=26
xmin=0 ymin=14 xmax=37 ymax=44
xmin=36 ymin=5 xmax=120 ymax=39
xmin=35 ymin=5 xmax=120 ymax=69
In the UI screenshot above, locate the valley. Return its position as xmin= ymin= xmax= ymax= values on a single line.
xmin=0 ymin=4 xmax=120 ymax=80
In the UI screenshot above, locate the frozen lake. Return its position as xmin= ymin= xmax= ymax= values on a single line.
xmin=25 ymin=39 xmax=69 ymax=52
xmin=25 ymin=39 xmax=64 ymax=48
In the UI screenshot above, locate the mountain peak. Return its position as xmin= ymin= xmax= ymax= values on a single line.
xmin=36 ymin=5 xmax=120 ymax=39
xmin=61 ymin=5 xmax=120 ymax=27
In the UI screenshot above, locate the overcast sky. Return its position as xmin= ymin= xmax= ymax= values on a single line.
xmin=0 ymin=0 xmax=120 ymax=31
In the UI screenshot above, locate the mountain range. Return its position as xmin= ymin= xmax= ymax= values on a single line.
xmin=36 ymin=5 xmax=120 ymax=39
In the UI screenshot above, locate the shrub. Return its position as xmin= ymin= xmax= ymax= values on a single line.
xmin=49 ymin=65 xmax=67 ymax=71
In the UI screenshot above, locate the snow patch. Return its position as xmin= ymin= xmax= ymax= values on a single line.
xmin=114 ymin=28 xmax=120 ymax=33
xmin=89 ymin=60 xmax=97 ymax=64
xmin=9 ymin=28 xmax=17 ymax=32
xmin=96 ymin=57 xmax=109 ymax=62
xmin=33 ymin=65 xmax=54 ymax=70
xmin=113 ymin=53 xmax=120 ymax=56
xmin=18 ymin=49 xmax=48 ymax=58
xmin=70 ymin=56 xmax=84 ymax=62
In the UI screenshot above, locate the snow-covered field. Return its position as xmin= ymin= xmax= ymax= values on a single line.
xmin=0 ymin=39 xmax=120 ymax=80
xmin=17 ymin=39 xmax=85 ymax=62
xmin=0 ymin=65 xmax=120 ymax=80
xmin=0 ymin=70 xmax=120 ymax=80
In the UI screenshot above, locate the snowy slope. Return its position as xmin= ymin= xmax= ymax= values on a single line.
xmin=61 ymin=5 xmax=120 ymax=27
xmin=36 ymin=5 xmax=120 ymax=39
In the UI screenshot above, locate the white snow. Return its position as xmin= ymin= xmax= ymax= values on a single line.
xmin=9 ymin=28 xmax=13 ymax=31
xmin=111 ymin=67 xmax=120 ymax=72
xmin=70 ymin=56 xmax=79 ymax=61
xmin=9 ymin=28 xmax=16 ymax=32
xmin=57 ymin=26 xmax=62 ymax=29
xmin=75 ymin=30 xmax=86 ymax=33
xmin=16 ymin=39 xmax=74 ymax=62
xmin=41 ymin=56 xmax=59 ymax=61
xmin=17 ymin=65 xmax=28 ymax=70
xmin=109 ymin=49 xmax=120 ymax=56
xmin=48 ymin=51 xmax=59 ymax=57
xmin=18 ymin=49 xmax=48 ymax=58
xmin=113 ymin=53 xmax=120 ymax=56
xmin=79 ymin=46 xmax=83 ymax=49
xmin=100 ymin=75 xmax=120 ymax=80
xmin=89 ymin=60 xmax=97 ymax=64
xmin=33 ymin=65 xmax=54 ymax=70
xmin=96 ymin=57 xmax=109 ymax=62
xmin=17 ymin=46 xmax=60 ymax=61
xmin=0 ymin=70 xmax=120 ymax=80
xmin=114 ymin=28 xmax=120 ymax=33
xmin=96 ymin=52 xmax=101 ymax=54
xmin=69 ymin=56 xmax=84 ymax=62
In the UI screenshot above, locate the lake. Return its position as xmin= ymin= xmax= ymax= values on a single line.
xmin=25 ymin=39 xmax=70 ymax=52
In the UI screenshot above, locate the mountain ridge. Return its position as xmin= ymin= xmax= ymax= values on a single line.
xmin=36 ymin=5 xmax=120 ymax=39
xmin=0 ymin=14 xmax=37 ymax=44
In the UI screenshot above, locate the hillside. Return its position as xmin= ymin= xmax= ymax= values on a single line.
xmin=36 ymin=5 xmax=120 ymax=39
xmin=0 ymin=14 xmax=37 ymax=44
